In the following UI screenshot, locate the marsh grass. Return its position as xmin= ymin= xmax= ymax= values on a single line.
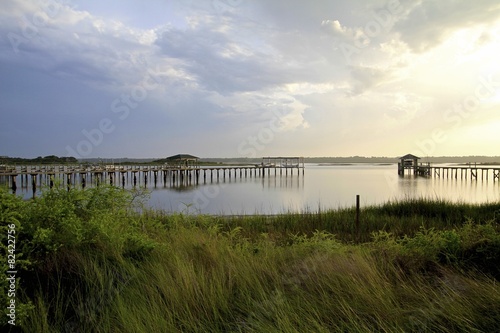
xmin=1 ymin=186 xmax=499 ymax=332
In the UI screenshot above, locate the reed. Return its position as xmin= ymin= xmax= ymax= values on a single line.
xmin=1 ymin=186 xmax=499 ymax=332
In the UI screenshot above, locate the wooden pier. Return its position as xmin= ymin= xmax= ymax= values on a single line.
xmin=397 ymin=154 xmax=500 ymax=181
xmin=0 ymin=157 xmax=305 ymax=193
xmin=414 ymin=164 xmax=500 ymax=181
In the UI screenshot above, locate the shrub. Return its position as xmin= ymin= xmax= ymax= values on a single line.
xmin=0 ymin=187 xmax=34 ymax=327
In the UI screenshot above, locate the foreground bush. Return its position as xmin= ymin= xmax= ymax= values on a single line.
xmin=1 ymin=186 xmax=499 ymax=332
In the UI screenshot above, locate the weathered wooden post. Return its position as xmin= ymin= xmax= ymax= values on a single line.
xmin=11 ymin=175 xmax=17 ymax=193
xmin=31 ymin=174 xmax=36 ymax=194
xmin=355 ymin=195 xmax=360 ymax=242
xmin=31 ymin=176 xmax=36 ymax=199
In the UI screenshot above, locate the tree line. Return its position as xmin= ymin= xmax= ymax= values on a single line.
xmin=0 ymin=155 xmax=78 ymax=165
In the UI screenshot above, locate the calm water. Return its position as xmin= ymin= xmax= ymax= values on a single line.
xmin=4 ymin=163 xmax=500 ymax=214
xmin=151 ymin=163 xmax=499 ymax=214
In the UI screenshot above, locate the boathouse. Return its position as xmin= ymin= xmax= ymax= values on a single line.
xmin=398 ymin=154 xmax=420 ymax=175
xmin=165 ymin=154 xmax=199 ymax=168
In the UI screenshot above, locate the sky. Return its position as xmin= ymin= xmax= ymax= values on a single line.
xmin=1 ymin=0 xmax=500 ymax=159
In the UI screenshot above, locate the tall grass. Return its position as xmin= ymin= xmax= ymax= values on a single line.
xmin=1 ymin=186 xmax=499 ymax=332
xmin=211 ymin=197 xmax=500 ymax=243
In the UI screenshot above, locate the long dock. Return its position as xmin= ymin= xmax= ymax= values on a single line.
xmin=0 ymin=161 xmax=305 ymax=193
xmin=401 ymin=163 xmax=500 ymax=181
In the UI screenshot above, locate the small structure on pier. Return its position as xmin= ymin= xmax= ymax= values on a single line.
xmin=262 ymin=156 xmax=304 ymax=168
xmin=165 ymin=154 xmax=199 ymax=168
xmin=398 ymin=154 xmax=420 ymax=175
xmin=261 ymin=156 xmax=305 ymax=175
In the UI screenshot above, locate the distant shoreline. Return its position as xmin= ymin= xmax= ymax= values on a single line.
xmin=3 ymin=155 xmax=500 ymax=166
xmin=316 ymin=162 xmax=395 ymax=166
xmin=451 ymin=162 xmax=500 ymax=166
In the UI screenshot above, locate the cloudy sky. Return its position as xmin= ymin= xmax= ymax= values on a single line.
xmin=1 ymin=0 xmax=500 ymax=159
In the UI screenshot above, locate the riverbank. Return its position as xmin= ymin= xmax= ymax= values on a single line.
xmin=1 ymin=186 xmax=499 ymax=332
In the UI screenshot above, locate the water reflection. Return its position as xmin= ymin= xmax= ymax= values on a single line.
xmin=397 ymin=170 xmax=499 ymax=204
xmin=2 ymin=164 xmax=499 ymax=214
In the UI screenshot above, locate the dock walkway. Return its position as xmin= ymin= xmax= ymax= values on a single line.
xmin=0 ymin=161 xmax=305 ymax=192
xmin=415 ymin=164 xmax=500 ymax=181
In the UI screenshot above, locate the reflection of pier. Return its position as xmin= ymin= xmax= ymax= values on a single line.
xmin=397 ymin=154 xmax=500 ymax=181
xmin=0 ymin=156 xmax=305 ymax=194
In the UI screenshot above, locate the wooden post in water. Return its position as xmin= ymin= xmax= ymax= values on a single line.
xmin=355 ymin=195 xmax=360 ymax=242
xmin=31 ymin=174 xmax=37 ymax=194
xmin=81 ymin=174 xmax=86 ymax=189
xmin=11 ymin=175 xmax=17 ymax=193
xmin=31 ymin=175 xmax=36 ymax=199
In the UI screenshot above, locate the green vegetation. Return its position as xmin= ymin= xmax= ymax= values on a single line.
xmin=1 ymin=186 xmax=499 ymax=332
xmin=0 ymin=156 xmax=78 ymax=165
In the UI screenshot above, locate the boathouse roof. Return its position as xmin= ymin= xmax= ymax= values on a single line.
xmin=399 ymin=154 xmax=420 ymax=160
xmin=166 ymin=154 xmax=199 ymax=161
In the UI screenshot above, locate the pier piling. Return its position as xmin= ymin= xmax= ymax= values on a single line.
xmin=1 ymin=157 xmax=305 ymax=196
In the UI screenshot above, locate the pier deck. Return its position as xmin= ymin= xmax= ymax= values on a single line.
xmin=396 ymin=154 xmax=500 ymax=181
xmin=414 ymin=164 xmax=500 ymax=181
xmin=0 ymin=159 xmax=305 ymax=192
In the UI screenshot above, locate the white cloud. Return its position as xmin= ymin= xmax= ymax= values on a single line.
xmin=321 ymin=19 xmax=365 ymax=43
xmin=394 ymin=0 xmax=500 ymax=52
xmin=349 ymin=66 xmax=392 ymax=95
